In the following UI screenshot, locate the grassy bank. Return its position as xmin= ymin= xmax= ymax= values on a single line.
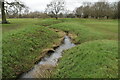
xmin=2 ymin=19 xmax=62 ymax=78
xmin=49 ymin=18 xmax=118 ymax=78
xmin=49 ymin=19 xmax=118 ymax=43
xmin=52 ymin=40 xmax=118 ymax=78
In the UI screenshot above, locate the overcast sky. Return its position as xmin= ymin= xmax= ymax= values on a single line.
xmin=7 ymin=0 xmax=119 ymax=12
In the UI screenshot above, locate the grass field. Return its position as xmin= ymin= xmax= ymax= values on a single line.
xmin=2 ymin=18 xmax=118 ymax=78
xmin=49 ymin=18 xmax=118 ymax=78
xmin=50 ymin=19 xmax=118 ymax=43
xmin=2 ymin=18 xmax=62 ymax=78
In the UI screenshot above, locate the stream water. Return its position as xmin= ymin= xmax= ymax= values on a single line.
xmin=21 ymin=35 xmax=75 ymax=78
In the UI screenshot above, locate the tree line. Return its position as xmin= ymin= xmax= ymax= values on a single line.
xmin=0 ymin=0 xmax=119 ymax=23
xmin=75 ymin=2 xmax=118 ymax=19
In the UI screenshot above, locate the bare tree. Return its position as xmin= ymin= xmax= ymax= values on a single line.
xmin=75 ymin=1 xmax=118 ymax=19
xmin=24 ymin=7 xmax=29 ymax=15
xmin=75 ymin=2 xmax=93 ymax=18
xmin=6 ymin=0 xmax=28 ymax=18
xmin=0 ymin=0 xmax=8 ymax=24
xmin=75 ymin=6 xmax=83 ymax=18
xmin=110 ymin=2 xmax=118 ymax=19
xmin=45 ymin=0 xmax=65 ymax=19
xmin=93 ymin=1 xmax=110 ymax=19
xmin=0 ymin=0 xmax=28 ymax=23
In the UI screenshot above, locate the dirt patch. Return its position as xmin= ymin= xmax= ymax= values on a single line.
xmin=49 ymin=28 xmax=78 ymax=42
xmin=26 ymin=64 xmax=55 ymax=78
xmin=68 ymin=33 xmax=77 ymax=41
xmin=50 ymin=28 xmax=66 ymax=38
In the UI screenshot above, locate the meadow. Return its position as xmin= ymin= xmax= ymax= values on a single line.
xmin=49 ymin=18 xmax=118 ymax=78
xmin=2 ymin=18 xmax=118 ymax=78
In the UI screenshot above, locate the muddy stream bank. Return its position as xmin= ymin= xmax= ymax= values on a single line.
xmin=18 ymin=29 xmax=76 ymax=78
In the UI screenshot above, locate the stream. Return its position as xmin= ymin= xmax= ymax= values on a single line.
xmin=21 ymin=35 xmax=75 ymax=78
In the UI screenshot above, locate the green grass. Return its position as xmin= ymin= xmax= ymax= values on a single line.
xmin=2 ymin=18 xmax=40 ymax=32
xmin=49 ymin=18 xmax=118 ymax=78
xmin=2 ymin=18 xmax=118 ymax=78
xmin=52 ymin=40 xmax=118 ymax=78
xmin=35 ymin=19 xmax=63 ymax=26
xmin=49 ymin=18 xmax=118 ymax=43
xmin=2 ymin=18 xmax=62 ymax=33
xmin=2 ymin=18 xmax=62 ymax=78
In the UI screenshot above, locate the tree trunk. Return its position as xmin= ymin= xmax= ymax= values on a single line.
xmin=55 ymin=16 xmax=58 ymax=20
xmin=55 ymin=15 xmax=58 ymax=20
xmin=1 ymin=1 xmax=9 ymax=24
xmin=118 ymin=1 xmax=120 ymax=19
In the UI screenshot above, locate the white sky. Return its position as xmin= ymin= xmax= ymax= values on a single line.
xmin=7 ymin=0 xmax=119 ymax=12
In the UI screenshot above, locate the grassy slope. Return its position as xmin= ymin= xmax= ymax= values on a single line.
xmin=2 ymin=18 xmax=62 ymax=78
xmin=53 ymin=40 xmax=118 ymax=78
xmin=49 ymin=18 xmax=118 ymax=78
xmin=50 ymin=19 xmax=118 ymax=43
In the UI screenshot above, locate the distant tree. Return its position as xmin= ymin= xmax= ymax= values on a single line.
xmin=75 ymin=2 xmax=92 ymax=18
xmin=66 ymin=13 xmax=75 ymax=18
xmin=21 ymin=11 xmax=50 ymax=18
xmin=58 ymin=13 xmax=64 ymax=18
xmin=110 ymin=2 xmax=118 ymax=19
xmin=75 ymin=6 xmax=83 ymax=18
xmin=93 ymin=1 xmax=110 ymax=19
xmin=82 ymin=2 xmax=92 ymax=18
xmin=63 ymin=9 xmax=72 ymax=18
xmin=45 ymin=0 xmax=65 ymax=19
xmin=75 ymin=1 xmax=118 ymax=19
